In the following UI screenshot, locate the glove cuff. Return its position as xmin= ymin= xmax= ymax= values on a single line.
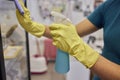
xmin=72 ymin=42 xmax=100 ymax=68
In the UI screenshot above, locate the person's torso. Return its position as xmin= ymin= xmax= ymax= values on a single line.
xmin=88 ymin=1 xmax=120 ymax=80
xmin=102 ymin=0 xmax=120 ymax=64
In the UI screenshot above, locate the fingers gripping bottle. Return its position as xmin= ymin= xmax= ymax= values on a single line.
xmin=51 ymin=11 xmax=72 ymax=74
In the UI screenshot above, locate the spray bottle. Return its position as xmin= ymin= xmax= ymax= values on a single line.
xmin=51 ymin=11 xmax=72 ymax=74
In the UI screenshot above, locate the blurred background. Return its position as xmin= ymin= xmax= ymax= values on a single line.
xmin=0 ymin=0 xmax=105 ymax=80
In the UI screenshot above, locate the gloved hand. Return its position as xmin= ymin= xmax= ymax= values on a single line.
xmin=16 ymin=0 xmax=45 ymax=37
xmin=50 ymin=23 xmax=100 ymax=68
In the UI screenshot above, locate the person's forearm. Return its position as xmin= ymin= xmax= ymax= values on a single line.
xmin=76 ymin=18 xmax=99 ymax=37
xmin=43 ymin=25 xmax=52 ymax=38
xmin=43 ymin=18 xmax=99 ymax=38
xmin=90 ymin=55 xmax=120 ymax=80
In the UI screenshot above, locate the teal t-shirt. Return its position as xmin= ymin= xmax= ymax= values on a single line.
xmin=87 ymin=0 xmax=120 ymax=80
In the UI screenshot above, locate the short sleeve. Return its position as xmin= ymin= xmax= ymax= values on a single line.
xmin=87 ymin=3 xmax=105 ymax=28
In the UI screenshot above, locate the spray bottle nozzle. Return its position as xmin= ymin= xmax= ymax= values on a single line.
xmin=51 ymin=11 xmax=72 ymax=25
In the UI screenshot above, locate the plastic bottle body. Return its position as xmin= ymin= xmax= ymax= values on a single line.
xmin=55 ymin=49 xmax=70 ymax=73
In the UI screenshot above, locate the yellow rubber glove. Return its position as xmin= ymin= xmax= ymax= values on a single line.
xmin=50 ymin=23 xmax=100 ymax=68
xmin=16 ymin=0 xmax=45 ymax=37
